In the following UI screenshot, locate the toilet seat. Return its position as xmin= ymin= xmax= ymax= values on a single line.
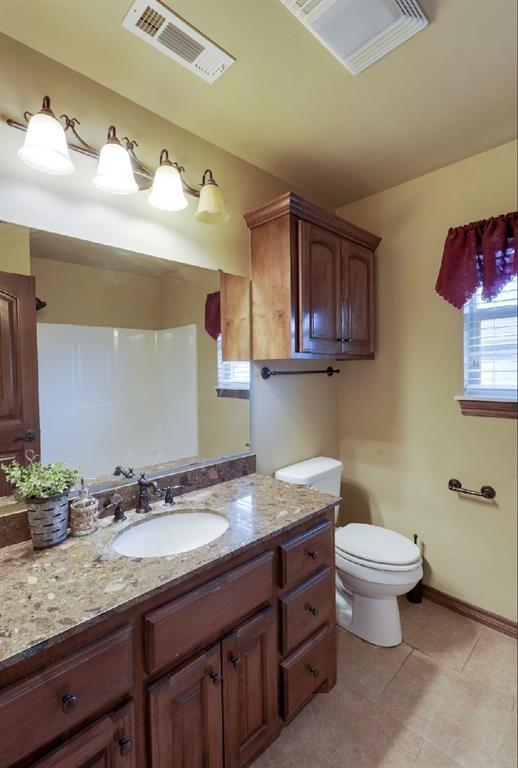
xmin=335 ymin=523 xmax=421 ymax=572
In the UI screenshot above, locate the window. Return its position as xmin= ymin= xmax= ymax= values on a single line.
xmin=463 ymin=275 xmax=517 ymax=400
xmin=216 ymin=334 xmax=250 ymax=399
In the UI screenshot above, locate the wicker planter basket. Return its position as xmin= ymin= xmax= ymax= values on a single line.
xmin=26 ymin=492 xmax=69 ymax=549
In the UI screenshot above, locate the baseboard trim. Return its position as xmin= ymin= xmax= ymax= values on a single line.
xmin=423 ymin=586 xmax=517 ymax=639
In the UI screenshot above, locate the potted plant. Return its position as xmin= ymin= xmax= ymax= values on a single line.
xmin=1 ymin=458 xmax=80 ymax=549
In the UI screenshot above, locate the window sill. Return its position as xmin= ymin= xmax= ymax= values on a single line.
xmin=455 ymin=396 xmax=518 ymax=419
xmin=215 ymin=387 xmax=250 ymax=400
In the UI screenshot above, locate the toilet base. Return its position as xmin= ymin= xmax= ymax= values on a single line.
xmin=336 ymin=585 xmax=403 ymax=647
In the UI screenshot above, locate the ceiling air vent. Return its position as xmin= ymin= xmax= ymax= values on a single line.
xmin=280 ymin=0 xmax=428 ymax=74
xmin=122 ymin=0 xmax=235 ymax=83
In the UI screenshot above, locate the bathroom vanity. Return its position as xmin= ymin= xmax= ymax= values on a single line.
xmin=0 ymin=475 xmax=337 ymax=768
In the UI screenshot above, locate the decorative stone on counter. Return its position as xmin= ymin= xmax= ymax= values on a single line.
xmin=0 ymin=474 xmax=338 ymax=671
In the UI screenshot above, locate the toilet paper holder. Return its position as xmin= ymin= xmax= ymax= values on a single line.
xmin=448 ymin=478 xmax=496 ymax=500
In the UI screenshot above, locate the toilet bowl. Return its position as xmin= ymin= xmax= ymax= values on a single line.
xmin=275 ymin=457 xmax=422 ymax=648
xmin=335 ymin=524 xmax=422 ymax=646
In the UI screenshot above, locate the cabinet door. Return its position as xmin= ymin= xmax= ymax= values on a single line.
xmin=298 ymin=221 xmax=342 ymax=356
xmin=148 ymin=645 xmax=223 ymax=768
xmin=30 ymin=702 xmax=135 ymax=768
xmin=222 ymin=607 xmax=278 ymax=768
xmin=341 ymin=241 xmax=374 ymax=357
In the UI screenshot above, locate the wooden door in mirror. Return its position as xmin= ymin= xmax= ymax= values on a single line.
xmin=0 ymin=271 xmax=40 ymax=496
xmin=219 ymin=272 xmax=251 ymax=362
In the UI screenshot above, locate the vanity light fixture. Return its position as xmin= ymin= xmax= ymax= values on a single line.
xmin=148 ymin=149 xmax=188 ymax=211
xmin=6 ymin=96 xmax=229 ymax=223
xmin=195 ymin=170 xmax=229 ymax=224
xmin=17 ymin=96 xmax=75 ymax=176
xmin=93 ymin=125 xmax=138 ymax=195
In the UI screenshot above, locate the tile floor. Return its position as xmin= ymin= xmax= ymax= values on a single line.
xmin=255 ymin=599 xmax=517 ymax=768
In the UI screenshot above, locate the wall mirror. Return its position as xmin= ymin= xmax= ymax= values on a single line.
xmin=0 ymin=222 xmax=251 ymax=494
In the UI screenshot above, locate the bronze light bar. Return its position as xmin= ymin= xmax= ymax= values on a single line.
xmin=5 ymin=96 xmax=207 ymax=198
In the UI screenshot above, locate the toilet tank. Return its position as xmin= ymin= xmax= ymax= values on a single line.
xmin=275 ymin=456 xmax=342 ymax=496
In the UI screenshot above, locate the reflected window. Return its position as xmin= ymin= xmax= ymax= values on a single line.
xmin=216 ymin=334 xmax=250 ymax=399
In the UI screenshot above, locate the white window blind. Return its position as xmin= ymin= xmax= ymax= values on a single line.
xmin=217 ymin=335 xmax=250 ymax=390
xmin=463 ymin=275 xmax=517 ymax=399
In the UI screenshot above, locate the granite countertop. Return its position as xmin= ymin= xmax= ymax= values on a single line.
xmin=0 ymin=474 xmax=338 ymax=672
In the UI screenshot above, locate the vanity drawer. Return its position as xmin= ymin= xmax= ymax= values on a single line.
xmin=278 ymin=521 xmax=333 ymax=588
xmin=0 ymin=626 xmax=132 ymax=768
xmin=281 ymin=624 xmax=332 ymax=720
xmin=144 ymin=551 xmax=274 ymax=673
xmin=280 ymin=566 xmax=333 ymax=654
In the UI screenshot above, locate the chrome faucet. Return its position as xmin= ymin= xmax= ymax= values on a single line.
xmin=136 ymin=473 xmax=162 ymax=514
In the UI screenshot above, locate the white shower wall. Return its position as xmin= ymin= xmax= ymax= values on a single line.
xmin=37 ymin=323 xmax=198 ymax=477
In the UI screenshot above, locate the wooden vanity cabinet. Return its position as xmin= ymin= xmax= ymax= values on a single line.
xmin=244 ymin=192 xmax=380 ymax=361
xmin=0 ymin=510 xmax=336 ymax=768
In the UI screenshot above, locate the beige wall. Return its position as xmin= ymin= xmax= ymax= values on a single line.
xmin=252 ymin=360 xmax=339 ymax=476
xmin=31 ymin=257 xmax=160 ymax=329
xmin=159 ymin=265 xmax=250 ymax=459
xmin=336 ymin=141 xmax=518 ymax=620
xmin=0 ymin=223 xmax=31 ymax=274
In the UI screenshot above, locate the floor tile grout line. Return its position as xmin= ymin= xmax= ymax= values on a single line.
xmin=460 ymin=624 xmax=485 ymax=674
xmin=370 ymin=644 xmax=415 ymax=703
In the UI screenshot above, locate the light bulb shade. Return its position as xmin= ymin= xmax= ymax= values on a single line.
xmin=195 ymin=181 xmax=229 ymax=224
xmin=148 ymin=163 xmax=188 ymax=211
xmin=93 ymin=142 xmax=138 ymax=195
xmin=18 ymin=112 xmax=74 ymax=175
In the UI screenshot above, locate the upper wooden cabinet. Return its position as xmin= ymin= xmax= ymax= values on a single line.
xmin=244 ymin=193 xmax=381 ymax=361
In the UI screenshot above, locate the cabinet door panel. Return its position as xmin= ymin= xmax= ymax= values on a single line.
xmin=30 ymin=701 xmax=135 ymax=768
xmin=148 ymin=646 xmax=223 ymax=768
xmin=298 ymin=222 xmax=342 ymax=356
xmin=222 ymin=607 xmax=278 ymax=768
xmin=342 ymin=242 xmax=374 ymax=357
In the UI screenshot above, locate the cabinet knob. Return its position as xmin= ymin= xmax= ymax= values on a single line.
xmin=119 ymin=737 xmax=134 ymax=757
xmin=61 ymin=692 xmax=78 ymax=713
xmin=209 ymin=670 xmax=222 ymax=685
xmin=307 ymin=550 xmax=318 ymax=560
xmin=309 ymin=666 xmax=320 ymax=678
xmin=343 ymin=338 xmax=352 ymax=344
xmin=230 ymin=654 xmax=241 ymax=669
xmin=306 ymin=605 xmax=319 ymax=616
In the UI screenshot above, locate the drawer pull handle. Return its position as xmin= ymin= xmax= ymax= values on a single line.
xmin=209 ymin=670 xmax=222 ymax=685
xmin=306 ymin=605 xmax=319 ymax=616
xmin=119 ymin=737 xmax=134 ymax=757
xmin=307 ymin=550 xmax=318 ymax=560
xmin=61 ymin=693 xmax=78 ymax=713
xmin=230 ymin=654 xmax=241 ymax=669
xmin=309 ymin=666 xmax=320 ymax=678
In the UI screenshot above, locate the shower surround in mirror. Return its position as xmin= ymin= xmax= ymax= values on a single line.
xmin=37 ymin=323 xmax=198 ymax=477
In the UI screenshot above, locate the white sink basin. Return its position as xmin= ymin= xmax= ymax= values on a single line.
xmin=112 ymin=509 xmax=229 ymax=558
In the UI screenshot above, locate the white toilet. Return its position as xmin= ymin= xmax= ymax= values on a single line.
xmin=275 ymin=457 xmax=423 ymax=647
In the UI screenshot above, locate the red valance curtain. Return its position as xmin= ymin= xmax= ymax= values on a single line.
xmin=205 ymin=291 xmax=221 ymax=340
xmin=435 ymin=211 xmax=518 ymax=309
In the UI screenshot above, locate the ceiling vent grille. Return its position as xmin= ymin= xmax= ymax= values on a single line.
xmin=122 ymin=0 xmax=235 ymax=83
xmin=280 ymin=0 xmax=428 ymax=74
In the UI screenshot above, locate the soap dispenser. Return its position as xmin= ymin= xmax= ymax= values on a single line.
xmin=69 ymin=478 xmax=99 ymax=536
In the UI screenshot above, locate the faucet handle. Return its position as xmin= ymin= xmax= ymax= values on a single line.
xmin=164 ymin=485 xmax=185 ymax=506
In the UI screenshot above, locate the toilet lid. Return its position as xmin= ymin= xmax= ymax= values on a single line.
xmin=335 ymin=523 xmax=420 ymax=566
